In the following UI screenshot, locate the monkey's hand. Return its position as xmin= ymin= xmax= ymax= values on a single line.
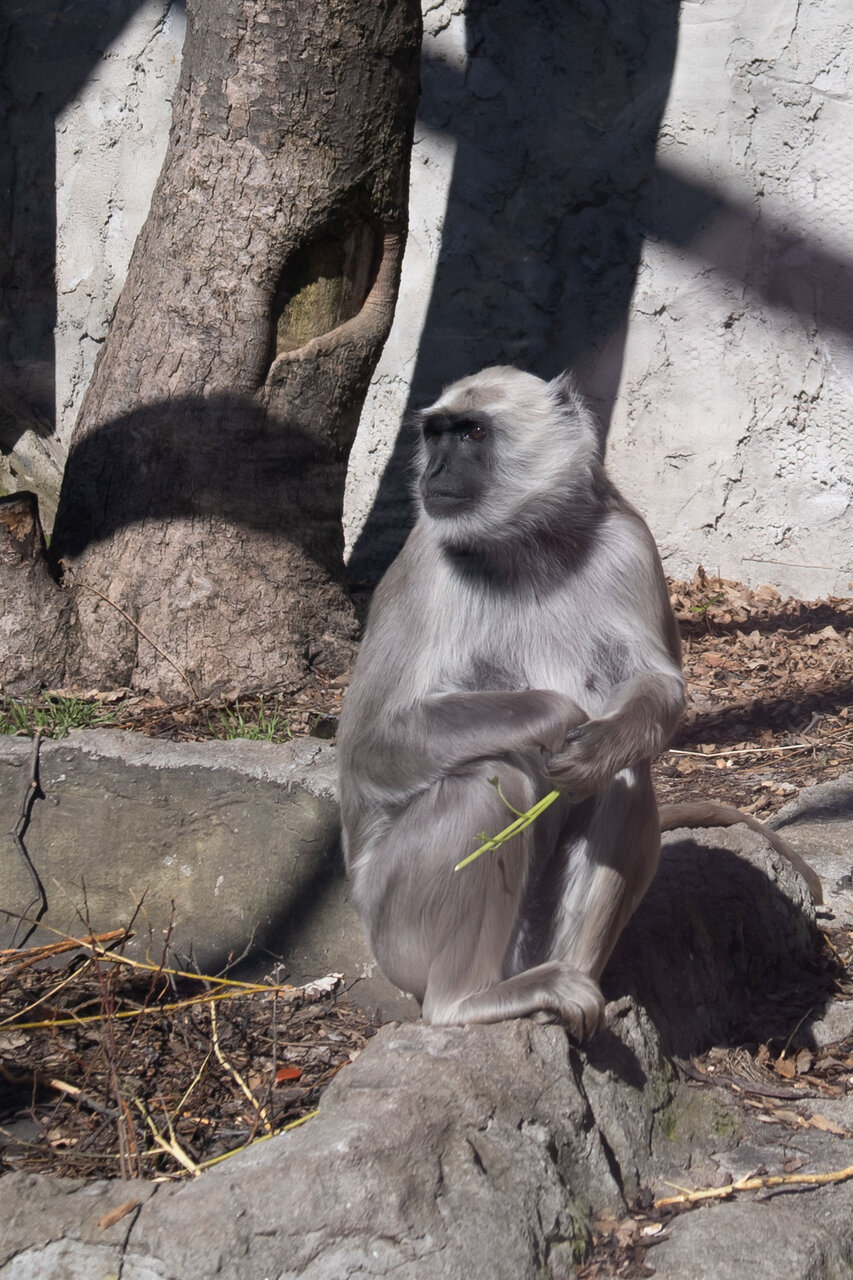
xmin=540 ymin=716 xmax=626 ymax=802
xmin=542 ymin=673 xmax=683 ymax=799
xmin=535 ymin=696 xmax=590 ymax=755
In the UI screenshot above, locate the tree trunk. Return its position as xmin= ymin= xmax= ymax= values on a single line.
xmin=50 ymin=0 xmax=421 ymax=699
xmin=0 ymin=492 xmax=68 ymax=693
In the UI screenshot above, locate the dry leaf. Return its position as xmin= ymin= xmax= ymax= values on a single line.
xmin=768 ymin=1109 xmax=804 ymax=1126
xmin=99 ymin=1199 xmax=141 ymax=1231
xmin=809 ymin=1113 xmax=849 ymax=1137
xmin=795 ymin=1049 xmax=814 ymax=1075
xmin=641 ymin=1223 xmax=665 ymax=1238
xmin=275 ymin=1066 xmax=302 ymax=1083
xmin=299 ymin=973 xmax=343 ymax=999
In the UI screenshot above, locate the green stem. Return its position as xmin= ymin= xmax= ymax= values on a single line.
xmin=454 ymin=789 xmax=561 ymax=871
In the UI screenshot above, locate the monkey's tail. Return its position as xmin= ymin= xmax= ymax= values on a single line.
xmin=658 ymin=801 xmax=823 ymax=905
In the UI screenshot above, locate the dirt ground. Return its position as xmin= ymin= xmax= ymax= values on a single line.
xmin=654 ymin=570 xmax=853 ymax=811
xmin=2 ymin=571 xmax=852 ymax=1267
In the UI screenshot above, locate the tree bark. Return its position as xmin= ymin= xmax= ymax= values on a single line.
xmin=50 ymin=0 xmax=422 ymax=699
xmin=0 ymin=492 xmax=68 ymax=693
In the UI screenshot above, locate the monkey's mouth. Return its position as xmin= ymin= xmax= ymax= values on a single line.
xmin=422 ymin=489 xmax=474 ymax=517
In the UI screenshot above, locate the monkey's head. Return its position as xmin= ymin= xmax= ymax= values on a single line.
xmin=413 ymin=366 xmax=601 ymax=547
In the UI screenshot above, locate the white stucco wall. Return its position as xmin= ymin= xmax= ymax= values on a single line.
xmin=605 ymin=0 xmax=853 ymax=597
xmin=55 ymin=0 xmax=186 ymax=449
xmin=45 ymin=0 xmax=853 ymax=595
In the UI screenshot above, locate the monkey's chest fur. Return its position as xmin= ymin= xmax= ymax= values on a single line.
xmin=413 ymin=555 xmax=621 ymax=717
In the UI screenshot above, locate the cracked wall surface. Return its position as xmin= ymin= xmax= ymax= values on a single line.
xmin=34 ymin=0 xmax=853 ymax=594
xmin=55 ymin=0 xmax=185 ymax=450
xmin=603 ymin=0 xmax=853 ymax=596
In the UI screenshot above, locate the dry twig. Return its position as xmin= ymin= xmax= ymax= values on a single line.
xmin=6 ymin=731 xmax=46 ymax=947
xmin=656 ymin=1165 xmax=853 ymax=1208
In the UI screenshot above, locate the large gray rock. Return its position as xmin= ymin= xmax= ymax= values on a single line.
xmin=650 ymin=1187 xmax=853 ymax=1280
xmin=0 ymin=1004 xmax=685 ymax=1279
xmin=607 ymin=823 xmax=824 ymax=1057
xmin=3 ymin=1005 xmax=853 ymax=1279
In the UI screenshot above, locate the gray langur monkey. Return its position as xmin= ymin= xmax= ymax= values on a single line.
xmin=338 ymin=366 xmax=819 ymax=1040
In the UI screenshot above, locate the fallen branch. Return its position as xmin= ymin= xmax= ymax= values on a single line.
xmin=7 ymin=731 xmax=46 ymax=947
xmin=136 ymin=1102 xmax=201 ymax=1178
xmin=98 ymin=1199 xmax=142 ymax=1232
xmin=196 ymin=1109 xmax=319 ymax=1172
xmin=667 ymin=744 xmax=812 ymax=758
xmin=210 ymin=999 xmax=272 ymax=1132
xmin=655 ymin=1164 xmax=853 ymax=1208
xmin=0 ymin=928 xmax=129 ymax=970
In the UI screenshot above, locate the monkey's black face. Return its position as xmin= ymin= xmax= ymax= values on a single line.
xmin=419 ymin=411 xmax=493 ymax=519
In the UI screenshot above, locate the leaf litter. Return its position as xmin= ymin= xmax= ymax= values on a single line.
xmin=0 ymin=933 xmax=375 ymax=1181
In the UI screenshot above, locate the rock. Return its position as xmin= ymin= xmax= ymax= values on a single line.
xmin=650 ymin=1183 xmax=853 ymax=1280
xmin=2 ymin=744 xmax=851 ymax=1279
xmin=0 ymin=1005 xmax=685 ymax=1280
xmin=607 ymin=823 xmax=824 ymax=1057
xmin=771 ymin=774 xmax=853 ymax=914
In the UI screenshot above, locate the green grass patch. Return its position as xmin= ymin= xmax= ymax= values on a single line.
xmin=208 ymin=696 xmax=294 ymax=743
xmin=0 ymin=694 xmax=122 ymax=739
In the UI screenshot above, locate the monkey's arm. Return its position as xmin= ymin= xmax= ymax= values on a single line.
xmin=543 ymin=511 xmax=685 ymax=798
xmin=345 ymin=688 xmax=588 ymax=797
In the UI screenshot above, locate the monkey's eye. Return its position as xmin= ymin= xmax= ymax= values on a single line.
xmin=462 ymin=423 xmax=487 ymax=442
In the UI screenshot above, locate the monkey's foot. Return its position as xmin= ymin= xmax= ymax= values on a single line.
xmin=424 ymin=961 xmax=604 ymax=1041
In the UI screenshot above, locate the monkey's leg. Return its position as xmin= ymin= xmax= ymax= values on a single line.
xmin=419 ymin=778 xmax=606 ymax=1037
xmin=427 ymin=959 xmax=606 ymax=1036
xmin=360 ymin=763 xmax=537 ymax=1013
xmin=427 ymin=773 xmax=659 ymax=1038
xmin=359 ymin=763 xmax=613 ymax=1036
xmin=544 ymin=766 xmax=660 ymax=984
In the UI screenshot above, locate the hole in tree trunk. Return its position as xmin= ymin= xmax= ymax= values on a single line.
xmin=272 ymin=221 xmax=381 ymax=356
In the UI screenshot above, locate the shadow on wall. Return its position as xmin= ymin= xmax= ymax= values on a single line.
xmin=351 ymin=0 xmax=853 ymax=583
xmin=5 ymin=1 xmax=853 ymax=581
xmin=0 ymin=0 xmax=185 ymax=447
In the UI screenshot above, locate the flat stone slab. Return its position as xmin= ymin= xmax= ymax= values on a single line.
xmin=0 ymin=729 xmax=414 ymax=1018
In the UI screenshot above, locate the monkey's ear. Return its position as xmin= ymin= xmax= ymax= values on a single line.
xmin=549 ymin=371 xmax=579 ymax=406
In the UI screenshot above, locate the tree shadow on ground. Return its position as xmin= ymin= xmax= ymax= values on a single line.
xmin=674 ymin=684 xmax=853 ymax=749
xmin=605 ymin=841 xmax=833 ymax=1060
